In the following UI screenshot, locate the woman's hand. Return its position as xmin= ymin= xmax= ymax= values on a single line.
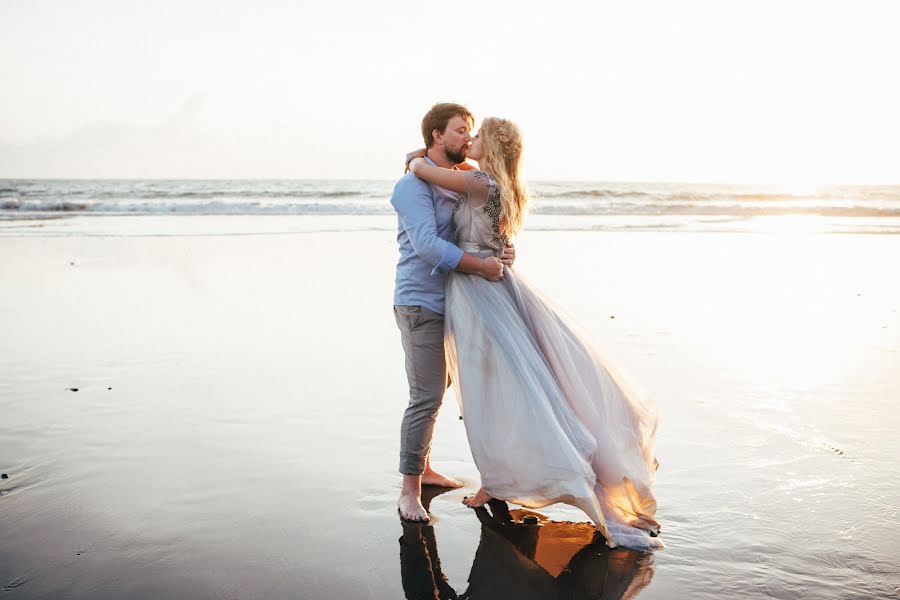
xmin=404 ymin=148 xmax=427 ymax=173
xmin=408 ymin=157 xmax=425 ymax=175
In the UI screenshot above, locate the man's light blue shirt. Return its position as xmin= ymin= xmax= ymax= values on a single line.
xmin=391 ymin=159 xmax=465 ymax=315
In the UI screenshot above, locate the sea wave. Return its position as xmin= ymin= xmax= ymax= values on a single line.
xmin=4 ymin=199 xmax=900 ymax=219
xmin=2 ymin=199 xmax=92 ymax=212
xmin=2 ymin=179 xmax=900 ymax=221
xmin=0 ymin=189 xmax=369 ymax=201
xmin=539 ymin=188 xmax=900 ymax=203
xmin=1 ymin=198 xmax=395 ymax=216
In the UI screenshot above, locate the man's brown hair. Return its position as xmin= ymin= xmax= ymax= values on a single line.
xmin=421 ymin=102 xmax=474 ymax=148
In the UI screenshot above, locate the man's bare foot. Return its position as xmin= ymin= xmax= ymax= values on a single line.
xmin=398 ymin=492 xmax=429 ymax=522
xmin=421 ymin=467 xmax=463 ymax=489
xmin=462 ymin=487 xmax=492 ymax=508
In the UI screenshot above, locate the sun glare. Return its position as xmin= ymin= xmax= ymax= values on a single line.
xmin=751 ymin=215 xmax=830 ymax=235
xmin=779 ymin=184 xmax=820 ymax=198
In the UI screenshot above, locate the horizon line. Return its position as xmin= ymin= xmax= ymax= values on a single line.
xmin=2 ymin=176 xmax=900 ymax=188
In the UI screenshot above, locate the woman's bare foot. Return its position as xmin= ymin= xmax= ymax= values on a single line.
xmin=421 ymin=466 xmax=463 ymax=489
xmin=462 ymin=487 xmax=492 ymax=508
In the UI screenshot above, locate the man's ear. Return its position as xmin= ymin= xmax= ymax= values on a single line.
xmin=432 ymin=128 xmax=442 ymax=144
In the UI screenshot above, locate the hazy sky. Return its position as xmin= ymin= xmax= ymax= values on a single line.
xmin=1 ymin=0 xmax=899 ymax=183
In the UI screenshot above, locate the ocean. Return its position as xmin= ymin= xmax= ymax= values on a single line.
xmin=2 ymin=179 xmax=900 ymax=234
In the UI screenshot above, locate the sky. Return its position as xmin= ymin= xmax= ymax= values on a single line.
xmin=1 ymin=0 xmax=899 ymax=183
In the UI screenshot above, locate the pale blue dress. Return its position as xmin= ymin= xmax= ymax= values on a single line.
xmin=444 ymin=170 xmax=663 ymax=551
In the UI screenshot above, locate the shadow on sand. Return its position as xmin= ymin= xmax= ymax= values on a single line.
xmin=400 ymin=488 xmax=655 ymax=600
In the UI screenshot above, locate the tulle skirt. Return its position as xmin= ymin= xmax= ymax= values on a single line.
xmin=445 ymin=264 xmax=663 ymax=550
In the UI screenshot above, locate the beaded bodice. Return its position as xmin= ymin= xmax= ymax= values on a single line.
xmin=453 ymin=171 xmax=508 ymax=254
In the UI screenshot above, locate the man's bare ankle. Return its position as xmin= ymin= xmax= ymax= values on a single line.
xmin=401 ymin=473 xmax=422 ymax=492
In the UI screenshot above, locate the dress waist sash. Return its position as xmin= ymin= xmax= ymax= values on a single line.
xmin=460 ymin=242 xmax=496 ymax=255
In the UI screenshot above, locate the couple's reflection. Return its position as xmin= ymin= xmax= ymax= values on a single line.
xmin=399 ymin=488 xmax=654 ymax=600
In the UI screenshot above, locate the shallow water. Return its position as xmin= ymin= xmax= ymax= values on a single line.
xmin=1 ymin=220 xmax=898 ymax=598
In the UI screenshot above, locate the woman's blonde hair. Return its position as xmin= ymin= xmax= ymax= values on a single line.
xmin=479 ymin=117 xmax=527 ymax=239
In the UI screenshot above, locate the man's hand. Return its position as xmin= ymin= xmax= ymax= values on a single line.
xmin=501 ymin=242 xmax=516 ymax=267
xmin=479 ymin=256 xmax=504 ymax=282
xmin=455 ymin=253 xmax=504 ymax=281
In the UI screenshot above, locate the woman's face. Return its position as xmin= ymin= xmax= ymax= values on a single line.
xmin=468 ymin=131 xmax=484 ymax=161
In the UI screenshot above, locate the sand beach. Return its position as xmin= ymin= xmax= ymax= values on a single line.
xmin=1 ymin=214 xmax=898 ymax=599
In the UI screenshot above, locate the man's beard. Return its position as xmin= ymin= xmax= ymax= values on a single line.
xmin=445 ymin=143 xmax=468 ymax=165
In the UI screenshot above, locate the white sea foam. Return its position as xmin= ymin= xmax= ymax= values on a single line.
xmin=2 ymin=179 xmax=900 ymax=233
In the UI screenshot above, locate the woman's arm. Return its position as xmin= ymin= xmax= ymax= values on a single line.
xmin=409 ymin=158 xmax=468 ymax=194
xmin=404 ymin=148 xmax=426 ymax=173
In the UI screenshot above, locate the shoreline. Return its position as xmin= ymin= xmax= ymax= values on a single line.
xmin=3 ymin=213 xmax=900 ymax=238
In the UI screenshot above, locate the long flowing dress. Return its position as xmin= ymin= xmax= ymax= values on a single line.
xmin=444 ymin=170 xmax=663 ymax=551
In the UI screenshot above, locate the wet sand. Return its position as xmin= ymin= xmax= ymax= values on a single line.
xmin=1 ymin=216 xmax=898 ymax=599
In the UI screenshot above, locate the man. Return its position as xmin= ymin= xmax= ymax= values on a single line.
xmin=391 ymin=102 xmax=515 ymax=522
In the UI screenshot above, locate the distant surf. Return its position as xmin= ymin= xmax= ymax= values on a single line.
xmin=2 ymin=179 xmax=899 ymax=233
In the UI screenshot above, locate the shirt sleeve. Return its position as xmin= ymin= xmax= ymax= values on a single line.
xmin=464 ymin=170 xmax=497 ymax=207
xmin=390 ymin=175 xmax=465 ymax=275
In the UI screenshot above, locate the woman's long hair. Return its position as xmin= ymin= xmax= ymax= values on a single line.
xmin=479 ymin=117 xmax=527 ymax=239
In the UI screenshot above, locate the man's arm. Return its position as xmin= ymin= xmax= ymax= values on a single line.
xmin=391 ymin=176 xmax=502 ymax=281
xmin=458 ymin=252 xmax=503 ymax=280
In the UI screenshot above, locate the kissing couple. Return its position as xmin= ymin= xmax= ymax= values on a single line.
xmin=391 ymin=102 xmax=662 ymax=551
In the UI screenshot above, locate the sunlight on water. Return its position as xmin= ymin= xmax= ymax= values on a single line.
xmin=678 ymin=232 xmax=878 ymax=384
xmin=3 ymin=180 xmax=900 ymax=230
xmin=748 ymin=214 xmax=830 ymax=234
xmin=1 ymin=214 xmax=898 ymax=599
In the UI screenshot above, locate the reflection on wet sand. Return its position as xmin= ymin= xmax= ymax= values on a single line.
xmin=400 ymin=495 xmax=654 ymax=600
xmin=399 ymin=486 xmax=459 ymax=600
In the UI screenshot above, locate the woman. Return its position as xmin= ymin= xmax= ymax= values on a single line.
xmin=408 ymin=118 xmax=662 ymax=551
